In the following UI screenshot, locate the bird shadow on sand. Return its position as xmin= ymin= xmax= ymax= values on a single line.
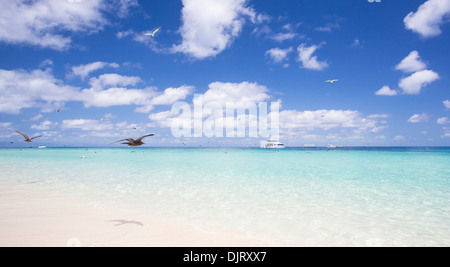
xmin=106 ymin=219 xmax=144 ymax=227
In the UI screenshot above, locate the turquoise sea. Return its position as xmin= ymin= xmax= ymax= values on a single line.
xmin=1 ymin=147 xmax=449 ymax=246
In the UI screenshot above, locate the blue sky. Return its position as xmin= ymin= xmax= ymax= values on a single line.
xmin=0 ymin=0 xmax=449 ymax=147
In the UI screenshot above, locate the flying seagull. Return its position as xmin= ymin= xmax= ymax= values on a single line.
xmin=16 ymin=131 xmax=42 ymax=142
xmin=111 ymin=134 xmax=155 ymax=147
xmin=141 ymin=26 xmax=161 ymax=37
xmin=325 ymin=79 xmax=339 ymax=83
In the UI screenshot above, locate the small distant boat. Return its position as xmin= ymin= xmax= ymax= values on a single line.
xmin=38 ymin=146 xmax=46 ymax=149
xmin=261 ymin=139 xmax=285 ymax=149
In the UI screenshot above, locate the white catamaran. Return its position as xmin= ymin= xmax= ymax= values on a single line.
xmin=261 ymin=139 xmax=285 ymax=149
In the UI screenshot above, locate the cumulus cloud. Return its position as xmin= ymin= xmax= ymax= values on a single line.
xmin=172 ymin=0 xmax=262 ymax=59
xmin=398 ymin=69 xmax=439 ymax=95
xmin=61 ymin=119 xmax=114 ymax=132
xmin=408 ymin=113 xmax=431 ymax=123
xmin=0 ymin=66 xmax=195 ymax=115
xmin=0 ymin=0 xmax=137 ymax=50
xmin=89 ymin=73 xmax=142 ymax=90
xmin=78 ymin=87 xmax=157 ymax=109
xmin=395 ymin=51 xmax=427 ymax=73
xmin=444 ymin=100 xmax=450 ymax=109
xmin=0 ymin=69 xmax=79 ymax=114
xmin=378 ymin=51 xmax=439 ymax=96
xmin=278 ymin=109 xmax=382 ymax=132
xmin=31 ymin=120 xmax=58 ymax=130
xmin=375 ymin=86 xmax=398 ymax=96
xmin=437 ymin=117 xmax=449 ymax=124
xmin=296 ymin=43 xmax=328 ymax=71
xmin=150 ymin=85 xmax=194 ymax=105
xmin=149 ymin=81 xmax=273 ymax=131
xmin=265 ymin=47 xmax=293 ymax=63
xmin=200 ymin=81 xmax=271 ymax=104
xmin=404 ymin=0 xmax=450 ymax=38
xmin=69 ymin=62 xmax=120 ymax=80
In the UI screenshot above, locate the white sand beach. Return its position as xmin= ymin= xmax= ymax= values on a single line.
xmin=0 ymin=182 xmax=269 ymax=247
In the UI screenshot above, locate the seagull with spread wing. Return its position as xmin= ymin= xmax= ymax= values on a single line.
xmin=141 ymin=26 xmax=161 ymax=37
xmin=325 ymin=79 xmax=339 ymax=83
xmin=16 ymin=131 xmax=42 ymax=142
xmin=111 ymin=134 xmax=155 ymax=147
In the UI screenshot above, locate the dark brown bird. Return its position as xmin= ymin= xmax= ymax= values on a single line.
xmin=111 ymin=134 xmax=155 ymax=146
xmin=16 ymin=131 xmax=42 ymax=142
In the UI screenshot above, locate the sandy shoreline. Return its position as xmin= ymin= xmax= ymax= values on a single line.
xmin=0 ymin=181 xmax=270 ymax=247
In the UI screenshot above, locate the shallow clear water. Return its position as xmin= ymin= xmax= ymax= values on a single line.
xmin=1 ymin=147 xmax=449 ymax=246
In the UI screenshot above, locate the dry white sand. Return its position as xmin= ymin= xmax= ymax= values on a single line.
xmin=0 ymin=182 xmax=270 ymax=247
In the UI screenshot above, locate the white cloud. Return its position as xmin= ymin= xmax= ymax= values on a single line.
xmin=39 ymin=59 xmax=54 ymax=69
xmin=272 ymin=32 xmax=297 ymax=42
xmin=279 ymin=109 xmax=382 ymax=132
xmin=61 ymin=119 xmax=113 ymax=132
xmin=116 ymin=29 xmax=134 ymax=39
xmin=395 ymin=51 xmax=427 ymax=73
xmin=80 ymin=78 xmax=193 ymax=112
xmin=404 ymin=0 xmax=450 ymax=38
xmin=437 ymin=117 xmax=449 ymax=124
xmin=398 ymin=69 xmax=439 ymax=95
xmin=0 ymin=0 xmax=101 ymax=50
xmin=70 ymin=62 xmax=120 ymax=80
xmin=200 ymin=81 xmax=271 ymax=104
xmin=150 ymin=85 xmax=194 ymax=105
xmin=265 ymin=47 xmax=293 ymax=63
xmin=78 ymin=87 xmax=156 ymax=109
xmin=30 ymin=114 xmax=44 ymax=121
xmin=252 ymin=23 xmax=302 ymax=43
xmin=148 ymin=111 xmax=179 ymax=128
xmin=31 ymin=120 xmax=58 ymax=130
xmin=89 ymin=73 xmax=142 ymax=90
xmin=408 ymin=113 xmax=431 ymax=123
xmin=375 ymin=85 xmax=398 ymax=96
xmin=110 ymin=0 xmax=139 ymax=18
xmin=172 ymin=0 xmax=261 ymax=59
xmin=367 ymin=113 xmax=391 ymax=119
xmin=0 ymin=66 xmax=196 ymax=115
xmin=444 ymin=100 xmax=450 ymax=109
xmin=149 ymin=81 xmax=273 ymax=130
xmin=380 ymin=51 xmax=438 ymax=96
xmin=0 ymin=0 xmax=138 ymax=50
xmin=297 ymin=43 xmax=328 ymax=71
xmin=0 ymin=69 xmax=79 ymax=114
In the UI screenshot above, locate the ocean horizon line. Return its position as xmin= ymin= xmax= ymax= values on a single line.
xmin=1 ymin=145 xmax=450 ymax=150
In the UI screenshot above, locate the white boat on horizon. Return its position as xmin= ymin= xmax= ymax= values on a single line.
xmin=38 ymin=146 xmax=46 ymax=149
xmin=261 ymin=139 xmax=285 ymax=149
